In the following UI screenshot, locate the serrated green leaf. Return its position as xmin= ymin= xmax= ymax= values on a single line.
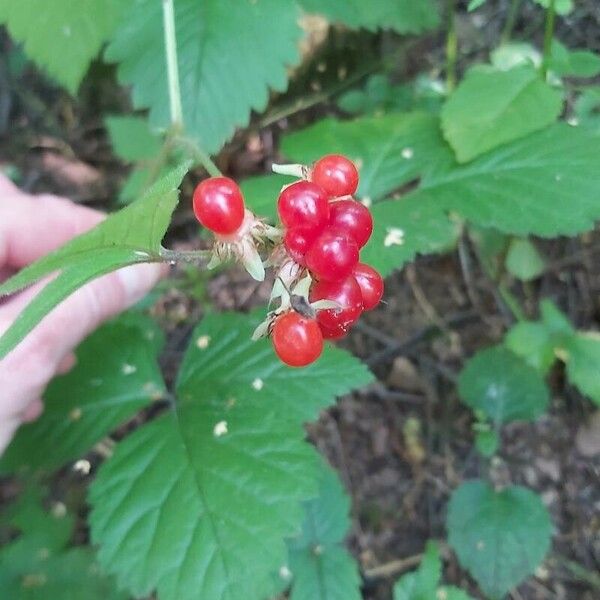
xmin=0 ymin=0 xmax=122 ymax=92
xmin=563 ymin=333 xmax=600 ymax=406
xmin=298 ymin=0 xmax=439 ymax=32
xmin=105 ymin=115 xmax=162 ymax=162
xmin=0 ymin=165 xmax=186 ymax=359
xmin=393 ymin=542 xmax=441 ymax=600
xmin=447 ymin=480 xmax=552 ymax=599
xmin=441 ymin=65 xmax=563 ymax=163
xmin=106 ymin=0 xmax=301 ymax=154
xmin=0 ymin=315 xmax=165 ymax=474
xmin=458 ymin=346 xmax=550 ymax=424
xmin=532 ymin=0 xmax=573 ymax=15
xmin=90 ymin=312 xmax=372 ymax=600
xmin=287 ymin=464 xmax=361 ymax=600
xmin=505 ymin=321 xmax=556 ymax=373
xmin=550 ymin=40 xmax=600 ymax=78
xmin=506 ymin=238 xmax=545 ymax=281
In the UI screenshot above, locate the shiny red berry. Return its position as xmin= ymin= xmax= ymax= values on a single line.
xmin=328 ymin=199 xmax=373 ymax=248
xmin=283 ymin=227 xmax=320 ymax=266
xmin=353 ymin=263 xmax=384 ymax=310
xmin=311 ymin=154 xmax=359 ymax=198
xmin=272 ymin=312 xmax=323 ymax=367
xmin=277 ymin=181 xmax=329 ymax=232
xmin=305 ymin=229 xmax=359 ymax=282
xmin=310 ymin=276 xmax=363 ymax=331
xmin=320 ymin=322 xmax=350 ymax=340
xmin=192 ymin=177 xmax=245 ymax=235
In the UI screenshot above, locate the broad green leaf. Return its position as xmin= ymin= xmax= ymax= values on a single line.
xmin=491 ymin=43 xmax=542 ymax=71
xmin=540 ymin=299 xmax=574 ymax=337
xmin=105 ymin=115 xmax=162 ymax=161
xmin=0 ymin=315 xmax=165 ymax=474
xmin=288 ymin=464 xmax=361 ymax=600
xmin=505 ymin=321 xmax=555 ymax=373
xmin=532 ymin=0 xmax=573 ymax=15
xmin=240 ymin=173 xmax=293 ymax=222
xmin=550 ymin=40 xmax=600 ymax=78
xmin=441 ymin=65 xmax=563 ymax=162
xmin=458 ymin=346 xmax=549 ymax=423
xmin=562 ymin=333 xmax=600 ymax=406
xmin=393 ymin=541 xmax=441 ymax=600
xmin=106 ymin=0 xmax=301 ymax=154
xmin=0 ymin=0 xmax=122 ymax=93
xmin=0 ymin=487 xmax=124 ymax=600
xmin=447 ymin=480 xmax=552 ymax=599
xmin=90 ymin=312 xmax=372 ymax=600
xmin=298 ymin=0 xmax=439 ymax=32
xmin=505 ymin=238 xmax=545 ymax=281
xmin=468 ymin=0 xmax=487 ymax=10
xmin=0 ymin=165 xmax=186 ymax=359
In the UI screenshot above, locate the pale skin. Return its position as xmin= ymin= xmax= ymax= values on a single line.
xmin=0 ymin=175 xmax=165 ymax=454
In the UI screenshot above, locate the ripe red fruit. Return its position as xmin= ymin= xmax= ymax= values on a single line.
xmin=305 ymin=229 xmax=359 ymax=282
xmin=311 ymin=154 xmax=359 ymax=197
xmin=277 ymin=181 xmax=329 ymax=232
xmin=353 ymin=263 xmax=384 ymax=310
xmin=310 ymin=276 xmax=363 ymax=331
xmin=272 ymin=312 xmax=323 ymax=367
xmin=284 ymin=227 xmax=319 ymax=266
xmin=328 ymin=199 xmax=373 ymax=248
xmin=192 ymin=177 xmax=245 ymax=235
xmin=320 ymin=322 xmax=350 ymax=340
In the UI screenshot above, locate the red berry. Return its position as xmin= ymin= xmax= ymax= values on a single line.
xmin=310 ymin=276 xmax=363 ymax=331
xmin=311 ymin=154 xmax=359 ymax=197
xmin=328 ymin=199 xmax=373 ymax=248
xmin=305 ymin=229 xmax=359 ymax=282
xmin=353 ymin=263 xmax=384 ymax=310
xmin=272 ymin=312 xmax=323 ymax=367
xmin=277 ymin=181 xmax=329 ymax=232
xmin=284 ymin=227 xmax=319 ymax=266
xmin=320 ymin=322 xmax=350 ymax=340
xmin=192 ymin=177 xmax=245 ymax=235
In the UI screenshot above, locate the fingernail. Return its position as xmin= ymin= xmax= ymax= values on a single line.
xmin=116 ymin=263 xmax=165 ymax=306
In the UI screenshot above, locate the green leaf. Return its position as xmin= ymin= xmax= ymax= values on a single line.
xmin=550 ymin=40 xmax=600 ymax=78
xmin=491 ymin=43 xmax=542 ymax=71
xmin=287 ymin=464 xmax=361 ymax=600
xmin=105 ymin=115 xmax=162 ymax=162
xmin=0 ymin=165 xmax=186 ymax=360
xmin=458 ymin=346 xmax=550 ymax=423
xmin=441 ymin=65 xmax=563 ymax=163
xmin=447 ymin=480 xmax=552 ymax=599
xmin=90 ymin=312 xmax=372 ymax=600
xmin=0 ymin=487 xmax=125 ymax=600
xmin=0 ymin=314 xmax=165 ymax=474
xmin=505 ymin=321 xmax=556 ymax=373
xmin=562 ymin=333 xmax=600 ymax=406
xmin=298 ymin=0 xmax=439 ymax=32
xmin=540 ymin=299 xmax=574 ymax=337
xmin=532 ymin=0 xmax=573 ymax=16
xmin=106 ymin=0 xmax=301 ymax=154
xmin=393 ymin=542 xmax=441 ymax=600
xmin=0 ymin=0 xmax=122 ymax=93
xmin=474 ymin=429 xmax=499 ymax=457
xmin=468 ymin=0 xmax=487 ymax=10
xmin=505 ymin=238 xmax=545 ymax=281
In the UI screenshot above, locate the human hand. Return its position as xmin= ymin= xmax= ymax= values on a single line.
xmin=0 ymin=175 xmax=165 ymax=454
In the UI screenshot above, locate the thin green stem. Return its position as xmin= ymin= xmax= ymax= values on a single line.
xmin=501 ymin=0 xmax=522 ymax=43
xmin=162 ymin=0 xmax=183 ymax=128
xmin=541 ymin=0 xmax=556 ymax=79
xmin=445 ymin=0 xmax=458 ymax=93
xmin=175 ymin=137 xmax=221 ymax=177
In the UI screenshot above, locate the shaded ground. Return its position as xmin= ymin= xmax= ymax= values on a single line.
xmin=1 ymin=2 xmax=599 ymax=599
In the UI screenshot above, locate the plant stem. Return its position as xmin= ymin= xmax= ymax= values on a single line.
xmin=445 ymin=0 xmax=458 ymax=93
xmin=160 ymin=247 xmax=212 ymax=264
xmin=541 ymin=0 xmax=556 ymax=79
xmin=501 ymin=0 xmax=522 ymax=43
xmin=162 ymin=0 xmax=183 ymax=128
xmin=175 ymin=136 xmax=221 ymax=177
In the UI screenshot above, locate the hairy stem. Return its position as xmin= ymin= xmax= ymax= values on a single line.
xmin=160 ymin=247 xmax=212 ymax=264
xmin=445 ymin=0 xmax=458 ymax=93
xmin=541 ymin=0 xmax=556 ymax=79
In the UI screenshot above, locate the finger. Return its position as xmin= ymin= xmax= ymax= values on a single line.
xmin=56 ymin=352 xmax=77 ymax=375
xmin=0 ymin=418 xmax=19 ymax=456
xmin=0 ymin=182 xmax=103 ymax=268
xmin=21 ymin=399 xmax=44 ymax=423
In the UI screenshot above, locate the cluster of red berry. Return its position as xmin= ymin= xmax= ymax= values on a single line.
xmin=191 ymin=153 xmax=383 ymax=368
